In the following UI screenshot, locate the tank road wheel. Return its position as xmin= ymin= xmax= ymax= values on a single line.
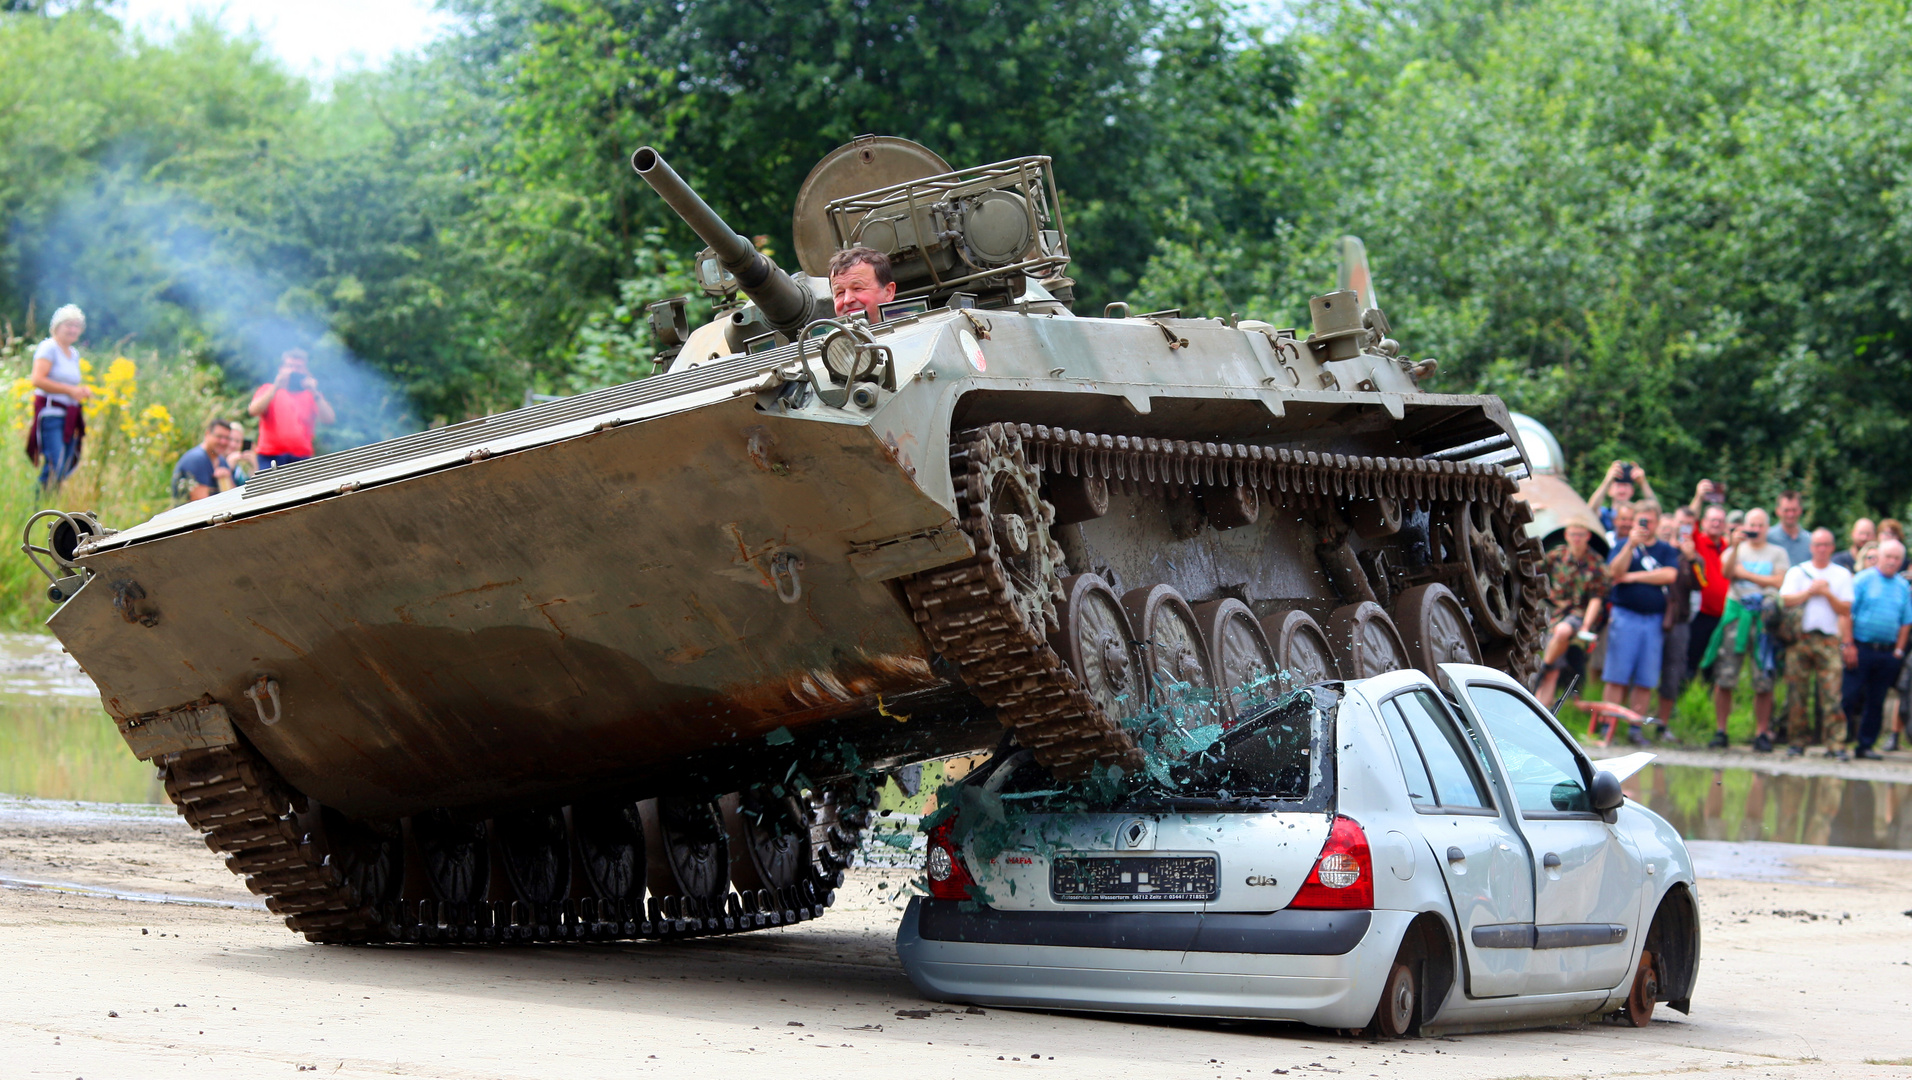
xmin=1047 ymin=472 xmax=1110 ymax=525
xmin=1261 ymin=609 xmax=1342 ymax=687
xmin=573 ymin=800 xmax=646 ymax=904
xmin=1395 ymin=583 xmax=1483 ymax=677
xmin=413 ymin=809 xmax=488 ymax=907
xmin=1192 ymin=598 xmax=1277 ymax=719
xmin=1445 ymin=500 xmax=1522 ymax=640
xmin=1327 ymin=601 xmax=1412 ymax=678
xmin=316 ymin=808 xmax=404 ymax=922
xmin=1621 ymin=950 xmax=1659 ymax=1027
xmin=969 ymin=428 xmax=1066 ymax=635
xmin=1122 ymin=584 xmax=1216 ymax=708
xmin=1051 ymin=574 xmax=1146 ymax=723
xmin=495 ymin=806 xmax=571 ymax=910
xmin=645 ymin=796 xmax=730 ymax=921
xmin=726 ymin=790 xmax=813 ymax=925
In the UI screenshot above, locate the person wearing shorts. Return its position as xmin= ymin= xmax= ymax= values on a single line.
xmin=1602 ymin=499 xmax=1679 ymax=741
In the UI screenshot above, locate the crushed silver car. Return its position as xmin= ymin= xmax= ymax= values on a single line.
xmin=895 ymin=665 xmax=1699 ymax=1036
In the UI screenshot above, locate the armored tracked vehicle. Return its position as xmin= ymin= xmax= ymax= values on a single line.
xmin=24 ymin=137 xmax=1546 ymax=946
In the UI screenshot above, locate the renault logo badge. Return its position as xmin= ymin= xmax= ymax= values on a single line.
xmin=1121 ymin=820 xmax=1149 ymax=849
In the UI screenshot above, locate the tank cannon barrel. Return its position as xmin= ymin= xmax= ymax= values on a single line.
xmin=632 ymin=146 xmax=815 ymax=335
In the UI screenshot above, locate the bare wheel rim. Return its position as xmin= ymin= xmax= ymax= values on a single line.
xmin=414 ymin=809 xmax=488 ymax=906
xmin=1194 ymin=598 xmax=1276 ymax=716
xmin=655 ymin=796 xmax=729 ymax=910
xmin=1625 ymin=950 xmax=1658 ymax=1027
xmin=495 ymin=806 xmax=570 ymax=907
xmin=1054 ymin=574 xmax=1144 ymax=722
xmin=728 ymin=789 xmax=808 ymax=892
xmin=1449 ymin=500 xmax=1519 ymax=639
xmin=1379 ymin=960 xmax=1416 ymax=1037
xmin=573 ymin=800 xmax=645 ymax=901
xmin=1329 ymin=601 xmax=1412 ymax=678
xmin=1396 ymin=583 xmax=1483 ymax=677
xmin=1263 ymin=609 xmax=1341 ymax=686
xmin=1123 ymin=585 xmax=1213 ymax=704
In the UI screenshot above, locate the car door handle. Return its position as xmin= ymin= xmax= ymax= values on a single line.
xmin=1543 ymin=853 xmax=1562 ymax=868
xmin=1447 ymin=846 xmax=1465 ymax=863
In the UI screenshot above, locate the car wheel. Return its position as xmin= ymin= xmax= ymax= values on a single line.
xmin=1370 ymin=960 xmax=1417 ymax=1039
xmin=1622 ymin=950 xmax=1658 ymax=1027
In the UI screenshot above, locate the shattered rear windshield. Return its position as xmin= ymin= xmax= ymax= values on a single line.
xmin=983 ymin=687 xmax=1336 ymax=813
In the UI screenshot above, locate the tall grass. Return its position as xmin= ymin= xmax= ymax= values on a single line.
xmin=0 ymin=324 xmax=239 ymax=632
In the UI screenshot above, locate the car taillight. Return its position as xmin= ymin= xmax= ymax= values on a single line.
xmin=924 ymin=820 xmax=977 ymax=902
xmin=1287 ymin=814 xmax=1373 ymax=910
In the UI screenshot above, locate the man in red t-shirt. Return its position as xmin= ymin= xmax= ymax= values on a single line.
xmin=248 ymin=349 xmax=335 ymax=471
xmin=1688 ymin=501 xmax=1730 ymax=680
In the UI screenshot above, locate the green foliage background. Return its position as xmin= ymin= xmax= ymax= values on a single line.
xmin=4 ymin=0 xmax=1911 ymax=523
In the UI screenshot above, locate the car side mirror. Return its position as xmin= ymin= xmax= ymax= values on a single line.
xmin=1589 ymin=769 xmax=1624 ymax=821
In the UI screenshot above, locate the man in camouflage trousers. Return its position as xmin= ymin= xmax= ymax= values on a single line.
xmin=1779 ymin=528 xmax=1853 ymax=756
xmin=1535 ymin=517 xmax=1607 ymax=708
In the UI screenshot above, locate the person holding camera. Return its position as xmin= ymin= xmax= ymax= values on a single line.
xmin=1686 ymin=500 xmax=1730 ymax=680
xmin=1699 ymin=508 xmax=1789 ymax=751
xmin=248 ymin=349 xmax=335 ymax=471
xmin=1589 ymin=460 xmax=1657 ymax=535
xmin=1602 ymin=499 xmax=1679 ymax=742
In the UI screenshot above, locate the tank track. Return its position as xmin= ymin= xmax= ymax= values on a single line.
xmin=905 ymin=422 xmax=1547 ymax=777
xmin=162 ymin=741 xmax=859 ymax=945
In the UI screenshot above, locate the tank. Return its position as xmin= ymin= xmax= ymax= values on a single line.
xmin=22 ymin=137 xmax=1547 ymax=946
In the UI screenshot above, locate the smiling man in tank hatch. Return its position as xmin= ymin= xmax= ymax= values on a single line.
xmin=830 ymin=246 xmax=896 ymax=322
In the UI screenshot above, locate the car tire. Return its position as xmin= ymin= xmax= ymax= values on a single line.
xmin=1369 ymin=960 xmax=1417 ymax=1039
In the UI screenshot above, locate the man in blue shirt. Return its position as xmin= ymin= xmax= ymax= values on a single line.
xmin=1840 ymin=539 xmax=1912 ymax=760
xmin=1602 ymin=499 xmax=1680 ymax=743
xmin=170 ymin=418 xmax=235 ymax=502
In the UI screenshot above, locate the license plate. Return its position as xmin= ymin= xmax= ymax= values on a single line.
xmin=1050 ymin=855 xmax=1219 ymax=902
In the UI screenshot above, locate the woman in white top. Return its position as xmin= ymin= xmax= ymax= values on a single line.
xmin=28 ymin=304 xmax=91 ymax=491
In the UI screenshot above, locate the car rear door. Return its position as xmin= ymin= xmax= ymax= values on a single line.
xmin=1350 ymin=672 xmax=1532 ymax=998
xmin=1442 ymin=666 xmax=1646 ymax=995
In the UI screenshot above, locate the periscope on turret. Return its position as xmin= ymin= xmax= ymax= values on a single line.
xmin=20 ymin=136 xmax=1547 ymax=946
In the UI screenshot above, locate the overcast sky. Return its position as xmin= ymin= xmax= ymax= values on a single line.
xmin=117 ymin=0 xmax=452 ymax=76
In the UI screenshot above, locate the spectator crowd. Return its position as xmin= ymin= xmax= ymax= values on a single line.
xmin=1542 ymin=461 xmax=1912 ymax=762
xmin=167 ymin=349 xmax=333 ymax=501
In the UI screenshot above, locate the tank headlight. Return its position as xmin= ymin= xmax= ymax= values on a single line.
xmin=823 ymin=330 xmax=874 ymax=382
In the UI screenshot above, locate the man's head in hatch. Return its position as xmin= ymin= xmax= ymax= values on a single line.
xmin=829 ymin=246 xmax=896 ymax=322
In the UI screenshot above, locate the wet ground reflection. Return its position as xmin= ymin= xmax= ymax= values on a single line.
xmin=1623 ymin=763 xmax=1912 ymax=851
xmin=0 ymin=631 xmax=160 ymax=804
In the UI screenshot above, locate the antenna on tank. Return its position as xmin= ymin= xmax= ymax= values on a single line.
xmin=1336 ymin=235 xmax=1376 ymax=311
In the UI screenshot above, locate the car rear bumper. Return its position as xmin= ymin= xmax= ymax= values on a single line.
xmin=895 ymin=898 xmax=1410 ymax=1027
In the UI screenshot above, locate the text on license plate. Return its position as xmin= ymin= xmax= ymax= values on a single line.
xmin=1050 ymin=856 xmax=1219 ymax=902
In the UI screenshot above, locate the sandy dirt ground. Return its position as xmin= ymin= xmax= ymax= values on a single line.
xmin=3 ymin=795 xmax=1910 ymax=1080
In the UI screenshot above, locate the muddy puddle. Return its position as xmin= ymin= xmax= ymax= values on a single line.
xmin=0 ymin=631 xmax=161 ymax=804
xmin=1623 ymin=762 xmax=1912 ymax=850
